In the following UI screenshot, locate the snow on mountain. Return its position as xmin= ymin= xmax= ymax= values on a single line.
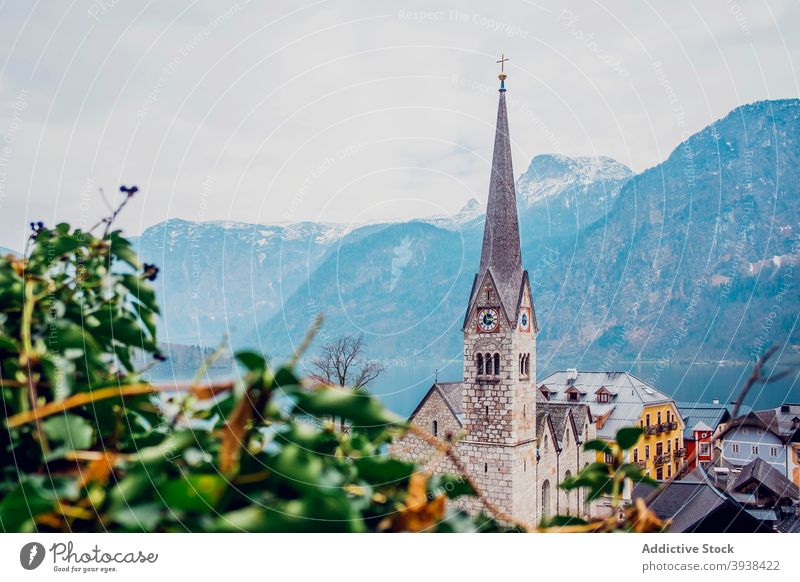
xmin=516 ymin=154 xmax=633 ymax=208
xmin=422 ymin=197 xmax=485 ymax=230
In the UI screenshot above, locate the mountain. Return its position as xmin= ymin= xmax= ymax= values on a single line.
xmin=133 ymin=218 xmax=388 ymax=345
xmin=534 ymin=99 xmax=800 ymax=364
xmin=516 ymin=154 xmax=633 ymax=237
xmin=422 ymin=198 xmax=485 ymax=230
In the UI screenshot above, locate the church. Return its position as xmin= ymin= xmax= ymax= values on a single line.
xmin=390 ymin=62 xmax=597 ymax=525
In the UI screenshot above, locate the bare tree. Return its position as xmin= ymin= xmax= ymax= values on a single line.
xmin=309 ymin=335 xmax=384 ymax=433
xmin=310 ymin=335 xmax=384 ymax=389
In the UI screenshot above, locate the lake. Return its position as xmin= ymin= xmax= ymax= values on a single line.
xmin=375 ymin=355 xmax=800 ymax=417
xmin=146 ymin=352 xmax=800 ymax=419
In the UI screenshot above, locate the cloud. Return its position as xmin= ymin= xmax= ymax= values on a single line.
xmin=0 ymin=0 xmax=798 ymax=248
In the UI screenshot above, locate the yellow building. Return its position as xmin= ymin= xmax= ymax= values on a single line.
xmin=538 ymin=370 xmax=685 ymax=481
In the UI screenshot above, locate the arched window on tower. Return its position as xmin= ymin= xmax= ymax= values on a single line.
xmin=432 ymin=420 xmax=438 ymax=437
xmin=485 ymin=353 xmax=493 ymax=375
xmin=476 ymin=353 xmax=484 ymax=375
xmin=494 ymin=353 xmax=500 ymax=375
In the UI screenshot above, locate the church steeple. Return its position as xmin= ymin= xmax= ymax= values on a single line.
xmin=468 ymin=59 xmax=525 ymax=324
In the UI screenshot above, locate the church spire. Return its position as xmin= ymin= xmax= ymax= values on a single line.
xmin=475 ymin=56 xmax=523 ymax=319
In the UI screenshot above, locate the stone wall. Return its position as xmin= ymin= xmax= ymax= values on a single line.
xmin=390 ymin=389 xmax=461 ymax=475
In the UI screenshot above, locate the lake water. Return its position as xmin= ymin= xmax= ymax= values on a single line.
xmin=376 ymin=356 xmax=800 ymax=417
xmin=146 ymin=353 xmax=800 ymax=419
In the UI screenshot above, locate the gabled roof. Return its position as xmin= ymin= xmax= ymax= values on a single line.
xmin=408 ymin=381 xmax=464 ymax=427
xmin=538 ymin=370 xmax=675 ymax=439
xmin=632 ymin=469 xmax=773 ymax=533
xmin=727 ymin=409 xmax=799 ymax=443
xmin=732 ymin=457 xmax=800 ymax=501
xmin=677 ymin=401 xmax=731 ymax=439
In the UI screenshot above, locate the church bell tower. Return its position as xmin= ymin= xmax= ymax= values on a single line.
xmin=459 ymin=56 xmax=539 ymax=523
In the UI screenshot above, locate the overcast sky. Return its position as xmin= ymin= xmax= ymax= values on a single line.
xmin=0 ymin=0 xmax=798 ymax=250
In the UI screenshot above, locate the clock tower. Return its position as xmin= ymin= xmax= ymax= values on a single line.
xmin=459 ymin=61 xmax=539 ymax=523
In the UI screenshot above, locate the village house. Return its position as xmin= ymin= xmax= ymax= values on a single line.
xmin=538 ymin=370 xmax=685 ymax=484
xmin=677 ymin=400 xmax=731 ymax=473
xmin=719 ymin=404 xmax=800 ymax=485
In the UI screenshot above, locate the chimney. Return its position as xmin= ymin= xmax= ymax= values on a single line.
xmin=712 ymin=399 xmax=720 ymax=405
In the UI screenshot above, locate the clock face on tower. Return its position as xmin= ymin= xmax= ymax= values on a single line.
xmin=518 ymin=307 xmax=531 ymax=332
xmin=477 ymin=308 xmax=499 ymax=333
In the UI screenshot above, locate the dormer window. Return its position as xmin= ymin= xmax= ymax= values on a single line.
xmin=566 ymin=387 xmax=580 ymax=402
xmin=539 ymin=385 xmax=550 ymax=401
xmin=596 ymin=388 xmax=611 ymax=403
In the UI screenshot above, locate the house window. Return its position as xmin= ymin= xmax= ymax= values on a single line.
xmin=432 ymin=420 xmax=438 ymax=437
xmin=699 ymin=442 xmax=710 ymax=456
xmin=604 ymin=451 xmax=613 ymax=464
xmin=568 ymin=390 xmax=579 ymax=402
xmin=731 ymin=443 xmax=740 ymax=454
xmin=770 ymin=447 xmax=779 ymax=457
xmin=667 ymin=440 xmax=672 ymax=452
xmin=796 ymin=449 xmax=800 ymax=463
xmin=675 ymin=438 xmax=678 ymax=451
xmin=494 ymin=353 xmax=500 ymax=375
xmin=633 ymin=449 xmax=639 ymax=462
xmin=656 ymin=442 xmax=663 ymax=457
xmin=645 ymin=445 xmax=650 ymax=459
xmin=752 ymin=445 xmax=759 ymax=455
xmin=645 ymin=413 xmax=651 ymax=428
xmin=656 ymin=467 xmax=663 ymax=480
xmin=667 ymin=465 xmax=672 ymax=478
xmin=657 ymin=412 xmax=662 ymax=425
xmin=597 ymin=391 xmax=610 ymax=403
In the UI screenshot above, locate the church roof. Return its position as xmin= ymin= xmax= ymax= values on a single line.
xmin=465 ymin=77 xmax=531 ymax=326
xmin=407 ymin=381 xmax=464 ymax=426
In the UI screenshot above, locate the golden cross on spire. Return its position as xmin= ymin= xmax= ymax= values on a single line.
xmin=496 ymin=53 xmax=509 ymax=74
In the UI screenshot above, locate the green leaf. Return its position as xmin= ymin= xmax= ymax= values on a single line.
xmin=583 ymin=439 xmax=613 ymax=454
xmin=431 ymin=473 xmax=475 ymax=499
xmin=159 ymin=474 xmax=227 ymax=512
xmin=0 ymin=481 xmax=53 ymax=532
xmin=119 ymin=274 xmax=158 ymax=313
xmin=109 ymin=231 xmax=141 ymax=269
xmin=235 ymin=350 xmax=267 ymax=373
xmin=617 ymin=463 xmax=659 ymax=486
xmin=42 ymin=414 xmax=94 ymax=449
xmin=615 ymin=427 xmax=644 ymax=450
xmin=354 ymin=457 xmax=415 ymax=485
xmin=291 ymin=388 xmax=400 ymax=427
